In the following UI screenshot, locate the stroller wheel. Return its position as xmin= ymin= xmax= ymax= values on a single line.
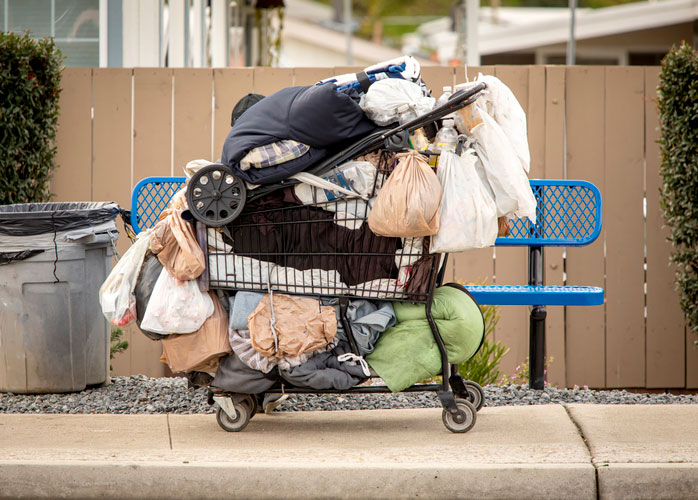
xmin=187 ymin=164 xmax=246 ymax=227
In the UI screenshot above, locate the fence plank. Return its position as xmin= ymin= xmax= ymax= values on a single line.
xmin=293 ymin=67 xmax=335 ymax=86
xmin=133 ymin=68 xmax=173 ymax=181
xmin=92 ymin=69 xmax=132 ymax=211
xmin=131 ymin=68 xmax=173 ymax=377
xmin=53 ymin=68 xmax=92 ymax=202
xmin=565 ymin=66 xmax=606 ymax=389
xmin=420 ymin=66 xmax=455 ymax=94
xmin=491 ymin=66 xmax=531 ymax=378
xmin=644 ymin=68 xmax=687 ymax=388
xmin=536 ymin=66 xmax=566 ymax=387
xmin=92 ymin=70 xmax=134 ymax=381
xmin=173 ymin=69 xmax=213 ymax=170
xmin=252 ymin=67 xmax=294 ymax=95
xmin=213 ymin=68 xmax=254 ymax=161
xmin=604 ymin=67 xmax=646 ymax=387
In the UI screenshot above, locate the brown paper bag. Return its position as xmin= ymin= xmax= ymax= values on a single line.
xmin=368 ymin=150 xmax=442 ymax=237
xmin=248 ymin=293 xmax=337 ymax=359
xmin=161 ymin=293 xmax=232 ymax=373
xmin=150 ymin=209 xmax=205 ymax=280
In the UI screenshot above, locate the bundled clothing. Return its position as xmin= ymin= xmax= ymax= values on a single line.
xmin=366 ymin=286 xmax=485 ymax=392
xmin=220 ymin=84 xmax=377 ymax=185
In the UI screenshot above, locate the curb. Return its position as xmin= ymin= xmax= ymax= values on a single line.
xmin=0 ymin=461 xmax=596 ymax=500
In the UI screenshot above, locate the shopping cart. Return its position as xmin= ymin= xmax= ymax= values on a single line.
xmin=135 ymin=82 xmax=489 ymax=433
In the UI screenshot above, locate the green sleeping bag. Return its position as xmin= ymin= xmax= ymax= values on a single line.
xmin=366 ymin=285 xmax=485 ymax=392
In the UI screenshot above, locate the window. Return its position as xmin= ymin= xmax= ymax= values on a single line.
xmin=1 ymin=0 xmax=99 ymax=67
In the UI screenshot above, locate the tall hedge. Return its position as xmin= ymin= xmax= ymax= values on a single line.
xmin=0 ymin=32 xmax=63 ymax=205
xmin=658 ymin=42 xmax=698 ymax=332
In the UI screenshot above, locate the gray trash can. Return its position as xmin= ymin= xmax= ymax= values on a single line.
xmin=0 ymin=202 xmax=120 ymax=394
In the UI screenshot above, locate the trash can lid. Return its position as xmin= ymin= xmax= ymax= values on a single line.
xmin=0 ymin=202 xmax=119 ymax=236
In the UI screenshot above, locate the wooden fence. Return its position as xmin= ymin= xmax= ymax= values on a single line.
xmin=51 ymin=65 xmax=693 ymax=389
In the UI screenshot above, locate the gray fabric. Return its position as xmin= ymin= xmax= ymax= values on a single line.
xmin=339 ymin=300 xmax=396 ymax=356
xmin=211 ymin=353 xmax=278 ymax=395
xmin=280 ymin=341 xmax=368 ymax=390
xmin=228 ymin=292 xmax=265 ymax=331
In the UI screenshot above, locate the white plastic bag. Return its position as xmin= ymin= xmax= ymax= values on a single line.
xmin=476 ymin=74 xmax=530 ymax=174
xmin=359 ymin=79 xmax=435 ymax=126
xmin=470 ymin=109 xmax=537 ymax=222
xmin=140 ymin=268 xmax=214 ymax=334
xmin=430 ymin=150 xmax=498 ymax=253
xmin=99 ymin=228 xmax=152 ymax=326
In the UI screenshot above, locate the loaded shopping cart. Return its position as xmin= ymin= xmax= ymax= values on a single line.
xmin=126 ymin=81 xmax=491 ymax=434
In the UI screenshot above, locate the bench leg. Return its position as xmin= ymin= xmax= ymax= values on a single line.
xmin=529 ymin=306 xmax=547 ymax=389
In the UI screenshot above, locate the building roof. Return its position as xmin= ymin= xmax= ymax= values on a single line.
xmin=404 ymin=0 xmax=698 ymax=60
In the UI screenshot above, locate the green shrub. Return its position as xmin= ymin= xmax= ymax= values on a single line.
xmin=658 ymin=42 xmax=698 ymax=333
xmin=0 ymin=31 xmax=63 ymax=205
xmin=110 ymin=327 xmax=129 ymax=372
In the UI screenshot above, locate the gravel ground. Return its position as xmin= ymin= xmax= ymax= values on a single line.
xmin=1 ymin=375 xmax=697 ymax=414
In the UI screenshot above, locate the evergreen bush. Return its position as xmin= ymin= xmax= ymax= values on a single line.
xmin=658 ymin=42 xmax=698 ymax=333
xmin=0 ymin=32 xmax=63 ymax=205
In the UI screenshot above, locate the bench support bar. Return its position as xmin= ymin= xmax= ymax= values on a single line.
xmin=529 ymin=246 xmax=546 ymax=390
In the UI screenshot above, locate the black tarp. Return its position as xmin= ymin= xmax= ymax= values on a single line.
xmin=0 ymin=202 xmax=119 ymax=236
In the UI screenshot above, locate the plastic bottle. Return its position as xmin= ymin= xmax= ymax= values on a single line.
xmin=434 ymin=119 xmax=458 ymax=154
xmin=398 ymin=109 xmax=429 ymax=151
xmin=436 ymin=86 xmax=452 ymax=108
xmin=436 ymin=86 xmax=456 ymax=119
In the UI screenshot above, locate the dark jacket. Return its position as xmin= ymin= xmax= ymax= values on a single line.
xmin=220 ymin=84 xmax=376 ymax=184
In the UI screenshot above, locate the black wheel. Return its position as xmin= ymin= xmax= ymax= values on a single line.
xmin=244 ymin=394 xmax=257 ymax=419
xmin=215 ymin=399 xmax=251 ymax=432
xmin=442 ymin=398 xmax=477 ymax=433
xmin=465 ymin=381 xmax=485 ymax=411
xmin=187 ymin=164 xmax=246 ymax=227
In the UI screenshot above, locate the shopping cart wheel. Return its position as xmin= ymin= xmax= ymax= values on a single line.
xmin=442 ymin=398 xmax=477 ymax=433
xmin=215 ymin=399 xmax=252 ymax=432
xmin=464 ymin=381 xmax=485 ymax=411
xmin=187 ymin=164 xmax=246 ymax=227
xmin=244 ymin=394 xmax=257 ymax=418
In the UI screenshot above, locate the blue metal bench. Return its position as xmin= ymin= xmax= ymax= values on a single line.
xmin=131 ymin=177 xmax=603 ymax=389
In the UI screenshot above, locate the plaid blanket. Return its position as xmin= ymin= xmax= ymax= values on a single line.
xmin=239 ymin=140 xmax=310 ymax=171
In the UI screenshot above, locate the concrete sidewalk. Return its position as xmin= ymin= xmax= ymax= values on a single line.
xmin=1 ymin=405 xmax=697 ymax=499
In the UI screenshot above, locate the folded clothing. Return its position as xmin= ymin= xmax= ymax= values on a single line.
xmin=239 ymin=140 xmax=310 ymax=171
xmin=366 ymin=285 xmax=485 ymax=392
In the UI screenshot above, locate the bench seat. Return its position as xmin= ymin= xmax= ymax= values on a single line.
xmin=467 ymin=285 xmax=604 ymax=306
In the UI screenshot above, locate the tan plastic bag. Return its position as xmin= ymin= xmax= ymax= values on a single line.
xmin=368 ymin=150 xmax=442 ymax=237
xmin=161 ymin=293 xmax=232 ymax=373
xmin=149 ymin=209 xmax=205 ymax=280
xmin=248 ymin=293 xmax=337 ymax=359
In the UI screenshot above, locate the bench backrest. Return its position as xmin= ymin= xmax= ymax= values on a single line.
xmin=131 ymin=176 xmax=186 ymax=233
xmin=497 ymin=180 xmax=602 ymax=247
xmin=131 ymin=177 xmax=602 ymax=247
